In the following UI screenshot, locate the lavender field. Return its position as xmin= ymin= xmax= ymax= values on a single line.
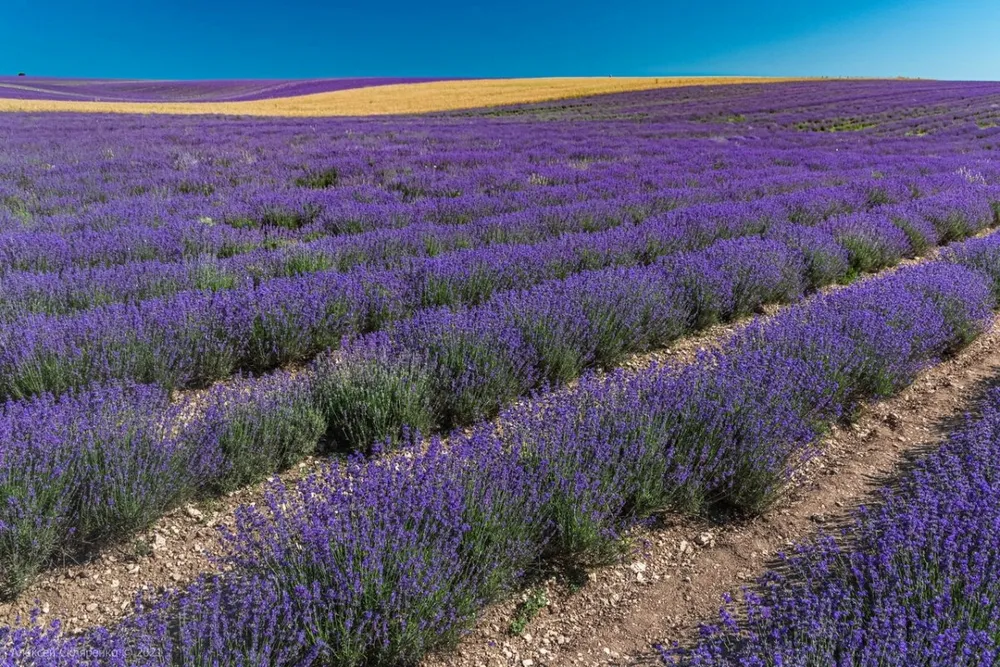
xmin=2 ymin=80 xmax=1000 ymax=665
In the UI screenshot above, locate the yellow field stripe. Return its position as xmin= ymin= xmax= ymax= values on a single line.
xmin=0 ymin=76 xmax=812 ymax=117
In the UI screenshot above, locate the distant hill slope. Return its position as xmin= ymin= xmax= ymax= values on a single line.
xmin=0 ymin=76 xmax=805 ymax=116
xmin=0 ymin=77 xmax=444 ymax=102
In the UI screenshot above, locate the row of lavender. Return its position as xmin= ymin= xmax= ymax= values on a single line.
xmin=2 ymin=187 xmax=995 ymax=402
xmin=8 ymin=217 xmax=1000 ymax=665
xmin=1 ymin=189 xmax=992 ymax=599
xmin=0 ymin=180 xmax=957 ymax=318
xmin=663 ymin=385 xmax=1000 ymax=666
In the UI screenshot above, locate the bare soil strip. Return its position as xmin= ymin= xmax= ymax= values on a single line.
xmin=0 ymin=243 xmax=981 ymax=636
xmin=423 ymin=318 xmax=1000 ymax=667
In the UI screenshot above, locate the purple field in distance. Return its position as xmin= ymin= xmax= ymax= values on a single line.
xmin=0 ymin=77 xmax=450 ymax=102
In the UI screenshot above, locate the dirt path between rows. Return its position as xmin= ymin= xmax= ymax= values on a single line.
xmin=423 ymin=318 xmax=1000 ymax=667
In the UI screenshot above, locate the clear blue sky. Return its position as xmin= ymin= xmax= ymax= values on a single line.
xmin=2 ymin=0 xmax=997 ymax=80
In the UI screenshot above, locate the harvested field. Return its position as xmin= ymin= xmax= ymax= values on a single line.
xmin=0 ymin=76 xmax=802 ymax=116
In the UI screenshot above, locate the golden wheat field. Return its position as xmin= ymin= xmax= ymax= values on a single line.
xmin=0 ymin=76 xmax=807 ymax=116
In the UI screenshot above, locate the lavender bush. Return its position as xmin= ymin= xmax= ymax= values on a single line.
xmin=185 ymin=372 xmax=325 ymax=493
xmin=0 ymin=384 xmax=204 ymax=597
